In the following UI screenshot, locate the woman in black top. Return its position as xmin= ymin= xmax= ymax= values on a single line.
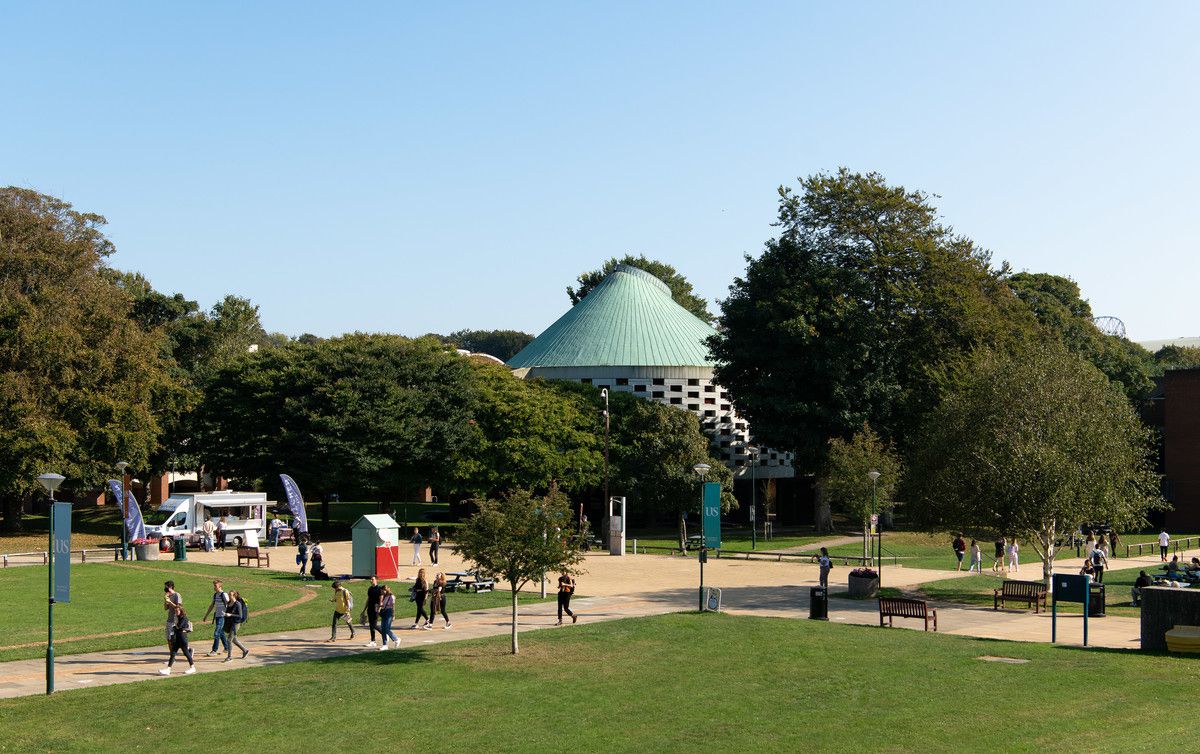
xmin=411 ymin=568 xmax=430 ymax=629
xmin=160 ymin=606 xmax=196 ymax=675
xmin=556 ymin=573 xmax=577 ymax=626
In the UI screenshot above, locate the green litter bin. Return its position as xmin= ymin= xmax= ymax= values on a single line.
xmin=174 ymin=536 xmax=187 ymax=561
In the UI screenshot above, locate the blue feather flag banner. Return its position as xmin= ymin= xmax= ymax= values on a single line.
xmin=279 ymin=474 xmax=308 ymax=533
xmin=107 ymin=479 xmax=146 ymax=540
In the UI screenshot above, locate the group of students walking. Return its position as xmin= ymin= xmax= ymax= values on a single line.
xmin=950 ymin=534 xmax=1022 ymax=574
xmin=159 ymin=579 xmax=251 ymax=675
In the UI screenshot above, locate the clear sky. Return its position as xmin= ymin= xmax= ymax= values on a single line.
xmin=4 ymin=2 xmax=1197 ymax=342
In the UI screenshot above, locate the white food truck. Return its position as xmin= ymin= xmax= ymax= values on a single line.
xmin=145 ymin=491 xmax=273 ymax=548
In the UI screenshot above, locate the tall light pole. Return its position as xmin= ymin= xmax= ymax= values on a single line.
xmin=601 ymin=388 xmax=610 ymax=547
xmin=746 ymin=446 xmax=758 ymax=550
xmin=693 ymin=462 xmax=710 ymax=611
xmin=37 ymin=472 xmax=65 ymax=695
xmin=115 ymin=461 xmax=129 ymax=561
xmin=868 ymin=470 xmax=881 ymax=579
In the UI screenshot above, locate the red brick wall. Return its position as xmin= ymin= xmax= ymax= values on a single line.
xmin=1164 ymin=371 xmax=1200 ymax=530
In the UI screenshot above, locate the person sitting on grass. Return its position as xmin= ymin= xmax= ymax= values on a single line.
xmin=1187 ymin=557 xmax=1200 ymax=573
xmin=1166 ymin=555 xmax=1182 ymax=576
xmin=1132 ymin=570 xmax=1153 ymax=606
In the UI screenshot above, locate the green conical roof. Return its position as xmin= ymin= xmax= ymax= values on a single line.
xmin=507 ymin=265 xmax=717 ymax=368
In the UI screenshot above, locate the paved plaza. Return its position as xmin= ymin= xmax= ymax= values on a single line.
xmin=1 ymin=540 xmax=1184 ymax=699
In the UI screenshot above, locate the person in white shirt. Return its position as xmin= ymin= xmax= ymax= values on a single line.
xmin=201 ymin=518 xmax=216 ymax=552
xmin=1159 ymin=530 xmax=1171 ymax=562
xmin=969 ymin=540 xmax=982 ymax=573
xmin=1007 ymin=538 xmax=1020 ymax=573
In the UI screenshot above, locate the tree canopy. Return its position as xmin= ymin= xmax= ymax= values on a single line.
xmin=567 ymin=254 xmax=712 ymax=321
xmin=905 ymin=341 xmax=1162 ymax=581
xmin=709 ymin=169 xmax=1032 ymax=471
xmin=440 ymin=329 xmax=535 ymax=361
xmin=0 ymin=188 xmax=174 ymax=530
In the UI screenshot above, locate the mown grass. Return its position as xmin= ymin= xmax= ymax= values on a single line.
xmin=2 ymin=612 xmax=1198 ymax=752
xmin=0 ymin=561 xmax=550 ymax=662
xmin=914 ymin=565 xmax=1154 ymax=617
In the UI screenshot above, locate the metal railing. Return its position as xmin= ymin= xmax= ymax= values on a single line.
xmin=626 ymin=541 xmax=890 ymax=566
xmin=2 ymin=548 xmax=119 ymax=567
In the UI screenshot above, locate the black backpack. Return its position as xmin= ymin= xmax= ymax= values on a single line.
xmin=236 ymin=597 xmax=249 ymax=624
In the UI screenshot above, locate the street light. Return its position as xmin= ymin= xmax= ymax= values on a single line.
xmin=37 ymin=472 xmax=65 ymax=695
xmin=745 ymin=445 xmax=758 ymax=550
xmin=868 ymin=470 xmax=881 ymax=580
xmin=693 ymin=463 xmax=710 ymax=611
xmin=115 ymin=461 xmax=129 ymax=561
xmin=600 ymin=389 xmax=610 ymax=549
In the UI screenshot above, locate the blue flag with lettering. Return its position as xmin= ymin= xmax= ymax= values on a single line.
xmin=107 ymin=479 xmax=146 ymax=540
xmin=279 ymin=474 xmax=308 ymax=533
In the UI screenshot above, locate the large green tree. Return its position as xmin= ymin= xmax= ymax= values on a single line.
xmin=195 ymin=334 xmax=477 ymax=502
xmin=567 ymin=254 xmax=712 ymax=321
xmin=905 ymin=342 xmax=1162 ymax=583
xmin=823 ymin=424 xmax=901 ymax=558
xmin=604 ymin=392 xmax=735 ymax=550
xmin=441 ymin=329 xmax=535 ymax=362
xmin=0 ymin=188 xmax=174 ymax=530
xmin=709 ymin=170 xmax=1032 ymax=504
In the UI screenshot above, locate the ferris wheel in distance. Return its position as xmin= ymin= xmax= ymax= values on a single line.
xmin=1093 ymin=316 xmax=1127 ymax=338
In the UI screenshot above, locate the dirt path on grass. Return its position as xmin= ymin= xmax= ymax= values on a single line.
xmin=773 ymin=535 xmax=860 ymax=553
xmin=0 ymin=563 xmax=317 ymax=652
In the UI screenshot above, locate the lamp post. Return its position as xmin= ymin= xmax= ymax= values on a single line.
xmin=600 ymin=389 xmax=610 ymax=548
xmin=37 ymin=472 xmax=65 ymax=695
xmin=693 ymin=462 xmax=710 ymax=611
xmin=868 ymin=470 xmax=881 ymax=579
xmin=746 ymin=446 xmax=758 ymax=550
xmin=115 ymin=461 xmax=129 ymax=560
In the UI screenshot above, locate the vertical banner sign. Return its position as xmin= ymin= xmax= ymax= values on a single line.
xmin=107 ymin=480 xmax=146 ymax=541
xmin=279 ymin=474 xmax=309 ymax=533
xmin=702 ymin=482 xmax=722 ymax=549
xmin=53 ymin=502 xmax=71 ymax=603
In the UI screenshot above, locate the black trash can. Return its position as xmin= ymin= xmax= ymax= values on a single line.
xmin=1088 ymin=583 xmax=1105 ymax=617
xmin=174 ymin=536 xmax=187 ymax=562
xmin=810 ymin=586 xmax=828 ymax=620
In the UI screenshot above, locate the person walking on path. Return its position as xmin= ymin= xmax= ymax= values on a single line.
xmin=556 ymin=572 xmax=577 ymax=626
xmin=159 ymin=605 xmax=196 ymax=676
xmin=1160 ymin=529 xmax=1171 ymax=562
xmin=201 ymin=518 xmax=216 ymax=552
xmin=1109 ymin=530 xmax=1121 ymax=559
xmin=377 ymin=585 xmax=401 ymax=650
xmin=428 ymin=572 xmax=452 ymax=629
xmin=952 ymin=533 xmax=966 ymax=571
xmin=429 ymin=526 xmax=441 ymax=565
xmin=817 ymin=547 xmax=832 ymax=589
xmin=1007 ymin=538 xmax=1020 ymax=573
xmin=365 ymin=576 xmax=383 ymax=647
xmin=993 ymin=537 xmax=1005 ymax=574
xmin=1090 ymin=542 xmax=1108 ymax=584
xmin=969 ymin=540 xmax=982 ymax=573
xmin=223 ymin=590 xmax=250 ymax=661
xmin=328 ymin=581 xmax=356 ymax=641
xmin=297 ymin=535 xmax=310 ymax=578
xmin=411 ymin=568 xmax=431 ymax=629
xmin=410 ymin=528 xmax=423 ymax=565
xmin=202 ymin=580 xmax=231 ymax=657
xmin=163 ymin=581 xmax=182 ymax=650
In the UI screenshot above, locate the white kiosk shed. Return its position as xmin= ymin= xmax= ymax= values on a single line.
xmin=352 ymin=514 xmax=401 ymax=578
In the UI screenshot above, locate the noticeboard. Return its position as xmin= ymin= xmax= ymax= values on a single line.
xmin=1054 ymin=573 xmax=1088 ymax=603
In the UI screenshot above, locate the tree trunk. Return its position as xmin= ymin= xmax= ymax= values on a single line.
xmin=510 ymin=588 xmax=520 ymax=654
xmin=814 ymin=478 xmax=833 ymax=533
xmin=678 ymin=511 xmax=688 ymax=552
xmin=1029 ymin=520 xmax=1056 ymax=593
xmin=2 ymin=495 xmax=24 ymax=533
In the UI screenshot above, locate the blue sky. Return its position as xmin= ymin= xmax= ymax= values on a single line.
xmin=4 ymin=2 xmax=1197 ymax=341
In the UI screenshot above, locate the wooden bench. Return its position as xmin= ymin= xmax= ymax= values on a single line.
xmin=993 ymin=579 xmax=1048 ymax=612
xmin=879 ymin=597 xmax=937 ymax=631
xmin=236 ymin=546 xmax=270 ymax=568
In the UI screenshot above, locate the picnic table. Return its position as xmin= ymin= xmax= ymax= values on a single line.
xmin=445 ymin=570 xmax=495 ymax=593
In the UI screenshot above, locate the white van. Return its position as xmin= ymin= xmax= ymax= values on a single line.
xmin=145 ymin=491 xmax=272 ymax=548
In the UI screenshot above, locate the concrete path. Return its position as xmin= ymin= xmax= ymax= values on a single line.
xmin=3 ymin=540 xmax=1187 ymax=700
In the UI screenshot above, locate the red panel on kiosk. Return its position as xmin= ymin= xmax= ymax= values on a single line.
xmin=375 ymin=546 xmax=400 ymax=579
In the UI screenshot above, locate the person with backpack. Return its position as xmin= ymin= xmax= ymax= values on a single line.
xmin=377 ymin=585 xmax=401 ymax=650
xmin=1091 ymin=541 xmax=1108 ymax=583
xmin=328 ymin=581 xmax=356 ymax=641
xmin=364 ymin=576 xmax=384 ymax=647
xmin=223 ymin=590 xmax=250 ymax=661
xmin=202 ymin=580 xmax=231 ymax=657
xmin=159 ymin=605 xmax=197 ymax=675
xmin=411 ymin=568 xmax=431 ymax=629
xmin=952 ymin=533 xmax=966 ymax=571
xmin=429 ymin=526 xmax=441 ymax=565
xmin=556 ymin=572 xmax=577 ymax=626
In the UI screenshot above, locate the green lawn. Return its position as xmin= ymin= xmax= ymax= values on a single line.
xmin=826 ymin=531 xmax=957 ymax=569
xmin=0 ymin=561 xmax=550 ymax=662
xmin=914 ymin=565 xmax=1151 ymax=617
xmin=630 ymin=530 xmax=830 ymax=554
xmin=2 ymin=612 xmax=1198 ymax=752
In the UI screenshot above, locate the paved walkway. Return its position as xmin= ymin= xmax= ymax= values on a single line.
xmin=1 ymin=540 xmax=1187 ymax=700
